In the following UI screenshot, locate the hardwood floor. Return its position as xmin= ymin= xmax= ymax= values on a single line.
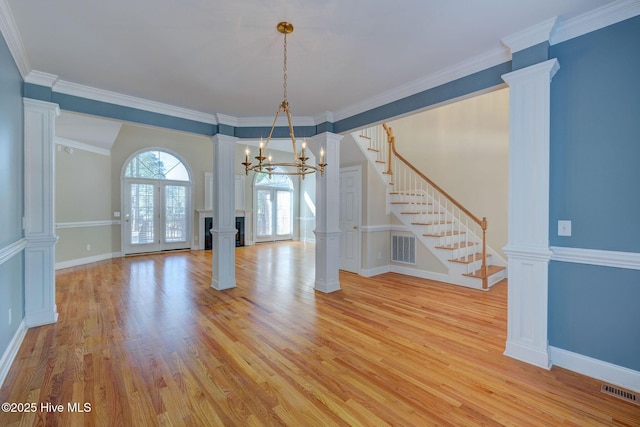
xmin=1 ymin=242 xmax=638 ymax=426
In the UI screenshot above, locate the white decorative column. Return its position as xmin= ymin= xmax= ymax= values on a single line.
xmin=502 ymin=59 xmax=559 ymax=369
xmin=23 ymin=98 xmax=60 ymax=327
xmin=313 ymin=132 xmax=343 ymax=293
xmin=211 ymin=134 xmax=238 ymax=290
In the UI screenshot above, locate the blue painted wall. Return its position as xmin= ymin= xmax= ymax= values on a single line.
xmin=0 ymin=33 xmax=26 ymax=355
xmin=549 ymin=16 xmax=640 ymax=371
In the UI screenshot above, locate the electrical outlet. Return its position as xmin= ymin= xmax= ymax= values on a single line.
xmin=86 ymin=244 xmax=91 ymax=251
xmin=558 ymin=220 xmax=572 ymax=237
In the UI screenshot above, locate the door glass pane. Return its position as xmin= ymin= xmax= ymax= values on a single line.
xmin=165 ymin=185 xmax=186 ymax=242
xmin=256 ymin=189 xmax=272 ymax=237
xmin=276 ymin=190 xmax=291 ymax=236
xmin=130 ymin=183 xmax=155 ymax=244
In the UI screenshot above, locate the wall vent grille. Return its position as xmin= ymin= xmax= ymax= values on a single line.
xmin=601 ymin=384 xmax=639 ymax=406
xmin=392 ymin=235 xmax=416 ymax=265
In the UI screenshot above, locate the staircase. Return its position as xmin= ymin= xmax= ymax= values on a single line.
xmin=353 ymin=124 xmax=506 ymax=290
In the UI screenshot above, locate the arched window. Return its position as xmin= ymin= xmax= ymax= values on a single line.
xmin=124 ymin=150 xmax=190 ymax=181
xmin=122 ymin=149 xmax=192 ymax=254
xmin=254 ymin=167 xmax=293 ymax=242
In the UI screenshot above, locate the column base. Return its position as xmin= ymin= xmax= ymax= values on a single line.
xmin=314 ymin=230 xmax=341 ymax=293
xmin=211 ymin=229 xmax=236 ymax=291
xmin=504 ymin=341 xmax=552 ymax=369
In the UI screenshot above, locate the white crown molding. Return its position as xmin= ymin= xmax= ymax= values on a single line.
xmin=314 ymin=111 xmax=334 ymax=124
xmin=25 ymin=70 xmax=58 ymax=87
xmin=235 ymin=115 xmax=317 ymax=128
xmin=12 ymin=0 xmax=638 ymax=134
xmin=52 ymin=79 xmax=218 ymax=125
xmin=552 ymin=0 xmax=640 ymax=45
xmin=501 ymin=17 xmax=559 ymax=54
xmin=551 ymin=246 xmax=640 ymax=270
xmin=0 ymin=0 xmax=30 ymax=78
xmin=215 ymin=113 xmax=238 ymax=127
xmin=55 ymin=136 xmax=111 ymax=156
xmin=332 ymin=46 xmax=511 ymax=123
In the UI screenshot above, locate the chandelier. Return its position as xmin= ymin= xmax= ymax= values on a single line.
xmin=242 ymin=22 xmax=326 ymax=178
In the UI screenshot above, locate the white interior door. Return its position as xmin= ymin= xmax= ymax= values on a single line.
xmin=123 ymin=180 xmax=190 ymax=254
xmin=340 ymin=166 xmax=361 ymax=273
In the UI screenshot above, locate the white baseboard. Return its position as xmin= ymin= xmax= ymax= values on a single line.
xmin=360 ymin=265 xmax=391 ymax=277
xmin=390 ymin=265 xmax=451 ymax=283
xmin=359 ymin=264 xmax=452 ymax=284
xmin=550 ymin=346 xmax=640 ymax=393
xmin=0 ymin=319 xmax=27 ymax=388
xmin=55 ymin=252 xmax=121 ymax=270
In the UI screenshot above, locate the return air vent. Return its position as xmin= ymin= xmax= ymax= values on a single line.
xmin=601 ymin=384 xmax=639 ymax=406
xmin=392 ymin=235 xmax=416 ymax=265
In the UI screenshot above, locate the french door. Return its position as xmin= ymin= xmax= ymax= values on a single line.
xmin=123 ymin=180 xmax=191 ymax=254
xmin=255 ymin=188 xmax=292 ymax=242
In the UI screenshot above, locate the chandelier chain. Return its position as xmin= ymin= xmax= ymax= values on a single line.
xmin=241 ymin=22 xmax=326 ymax=178
xmin=283 ymin=32 xmax=288 ymax=103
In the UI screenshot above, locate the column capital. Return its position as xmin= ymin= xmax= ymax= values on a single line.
xmin=23 ymin=97 xmax=60 ymax=116
xmin=502 ymin=58 xmax=560 ymax=85
xmin=211 ymin=133 xmax=238 ymax=144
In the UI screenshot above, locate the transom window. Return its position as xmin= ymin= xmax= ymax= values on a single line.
xmin=124 ymin=150 xmax=190 ymax=181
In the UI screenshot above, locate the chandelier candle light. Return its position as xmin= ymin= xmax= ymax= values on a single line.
xmin=242 ymin=22 xmax=326 ymax=178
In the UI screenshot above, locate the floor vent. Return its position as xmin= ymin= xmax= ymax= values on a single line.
xmin=392 ymin=235 xmax=416 ymax=265
xmin=601 ymin=384 xmax=639 ymax=406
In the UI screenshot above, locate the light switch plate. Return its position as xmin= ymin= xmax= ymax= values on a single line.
xmin=558 ymin=220 xmax=572 ymax=237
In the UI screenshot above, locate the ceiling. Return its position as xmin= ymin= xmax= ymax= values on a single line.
xmin=7 ymin=0 xmax=616 ymax=123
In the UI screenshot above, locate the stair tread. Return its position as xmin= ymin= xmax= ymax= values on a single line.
xmin=390 ymin=191 xmax=423 ymax=196
xmin=449 ymin=253 xmax=489 ymax=264
xmin=435 ymin=242 xmax=477 ymax=250
xmin=359 ymin=134 xmax=372 ymax=139
xmin=402 ymin=211 xmax=439 ymax=215
xmin=392 ymin=201 xmax=432 ymax=205
xmin=375 ymin=160 xmax=385 ymax=164
xmin=367 ymin=147 xmax=379 ymax=152
xmin=423 ymin=231 xmax=466 ymax=237
xmin=411 ymin=221 xmax=450 ymax=226
xmin=463 ymin=265 xmax=506 ymax=279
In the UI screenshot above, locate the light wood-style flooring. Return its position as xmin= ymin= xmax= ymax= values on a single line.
xmin=1 ymin=242 xmax=638 ymax=426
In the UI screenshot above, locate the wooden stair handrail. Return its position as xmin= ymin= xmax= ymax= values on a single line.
xmin=382 ymin=123 xmax=489 ymax=288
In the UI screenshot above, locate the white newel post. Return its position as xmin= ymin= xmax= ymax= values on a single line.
xmin=23 ymin=98 xmax=60 ymax=327
xmin=313 ymin=132 xmax=343 ymax=293
xmin=502 ymin=59 xmax=559 ymax=369
xmin=211 ymin=134 xmax=238 ymax=290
